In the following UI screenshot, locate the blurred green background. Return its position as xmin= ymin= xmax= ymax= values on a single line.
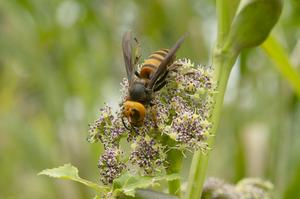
xmin=0 ymin=0 xmax=300 ymax=198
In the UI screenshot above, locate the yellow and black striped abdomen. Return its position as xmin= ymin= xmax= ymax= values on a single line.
xmin=140 ymin=49 xmax=170 ymax=80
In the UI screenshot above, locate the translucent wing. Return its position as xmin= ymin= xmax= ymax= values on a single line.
xmin=147 ymin=33 xmax=187 ymax=89
xmin=122 ymin=31 xmax=134 ymax=82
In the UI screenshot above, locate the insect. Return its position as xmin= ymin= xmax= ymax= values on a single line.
xmin=121 ymin=31 xmax=186 ymax=129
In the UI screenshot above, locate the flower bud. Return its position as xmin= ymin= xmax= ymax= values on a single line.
xmin=224 ymin=0 xmax=282 ymax=52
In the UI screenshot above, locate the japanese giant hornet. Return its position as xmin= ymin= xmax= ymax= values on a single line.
xmin=121 ymin=31 xmax=186 ymax=129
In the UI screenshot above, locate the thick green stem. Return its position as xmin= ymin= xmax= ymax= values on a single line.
xmin=216 ymin=0 xmax=240 ymax=48
xmin=185 ymin=49 xmax=238 ymax=199
xmin=185 ymin=0 xmax=281 ymax=196
xmin=167 ymin=176 xmax=181 ymax=198
xmin=185 ymin=0 xmax=240 ymax=197
xmin=166 ymin=149 xmax=183 ymax=198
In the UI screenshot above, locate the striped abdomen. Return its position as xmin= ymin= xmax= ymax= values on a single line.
xmin=140 ymin=49 xmax=174 ymax=80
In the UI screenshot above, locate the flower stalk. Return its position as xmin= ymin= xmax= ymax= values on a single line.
xmin=185 ymin=1 xmax=238 ymax=197
xmin=185 ymin=0 xmax=282 ymax=197
xmin=185 ymin=49 xmax=237 ymax=199
xmin=166 ymin=147 xmax=183 ymax=197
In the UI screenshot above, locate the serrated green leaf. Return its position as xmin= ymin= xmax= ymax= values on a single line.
xmin=224 ymin=0 xmax=282 ymax=52
xmin=38 ymin=164 xmax=109 ymax=193
xmin=38 ymin=163 xmax=78 ymax=178
xmin=112 ymin=172 xmax=180 ymax=197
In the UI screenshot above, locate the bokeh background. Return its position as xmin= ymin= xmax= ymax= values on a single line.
xmin=0 ymin=0 xmax=300 ymax=198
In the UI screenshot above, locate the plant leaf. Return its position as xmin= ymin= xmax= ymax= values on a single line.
xmin=224 ymin=0 xmax=282 ymax=52
xmin=261 ymin=35 xmax=300 ymax=98
xmin=38 ymin=164 xmax=109 ymax=193
xmin=112 ymin=172 xmax=180 ymax=197
xmin=135 ymin=189 xmax=179 ymax=199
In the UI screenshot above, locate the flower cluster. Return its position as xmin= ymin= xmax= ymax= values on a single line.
xmin=167 ymin=109 xmax=210 ymax=149
xmin=97 ymin=147 xmax=126 ymax=185
xmin=89 ymin=59 xmax=215 ymax=184
xmin=236 ymin=178 xmax=274 ymax=199
xmin=130 ymin=136 xmax=166 ymax=175
xmin=155 ymin=59 xmax=215 ymax=150
xmin=88 ymin=106 xmax=126 ymax=148
xmin=202 ymin=177 xmax=273 ymax=199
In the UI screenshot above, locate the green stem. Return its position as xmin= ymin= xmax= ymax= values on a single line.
xmin=216 ymin=0 xmax=230 ymax=45
xmin=185 ymin=49 xmax=238 ymax=199
xmin=185 ymin=0 xmax=240 ymax=197
xmin=216 ymin=0 xmax=240 ymax=48
xmin=166 ymin=148 xmax=183 ymax=198
xmin=168 ymin=176 xmax=181 ymax=198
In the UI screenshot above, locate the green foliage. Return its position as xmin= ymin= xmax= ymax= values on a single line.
xmin=113 ymin=172 xmax=180 ymax=197
xmin=284 ymin=164 xmax=300 ymax=199
xmin=39 ymin=164 xmax=179 ymax=198
xmin=186 ymin=0 xmax=283 ymax=199
xmin=134 ymin=189 xmax=179 ymax=199
xmin=38 ymin=164 xmax=108 ymax=193
xmin=261 ymin=35 xmax=300 ymax=98
xmin=225 ymin=0 xmax=283 ymax=52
